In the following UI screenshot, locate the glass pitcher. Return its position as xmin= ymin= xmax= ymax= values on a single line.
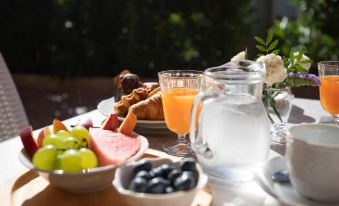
xmin=189 ymin=61 xmax=271 ymax=183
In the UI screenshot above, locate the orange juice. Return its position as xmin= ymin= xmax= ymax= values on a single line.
xmin=320 ymin=75 xmax=339 ymax=115
xmin=162 ymin=88 xmax=199 ymax=134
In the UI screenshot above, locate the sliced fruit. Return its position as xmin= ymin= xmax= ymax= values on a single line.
xmin=75 ymin=118 xmax=93 ymax=130
xmin=118 ymin=111 xmax=137 ymax=135
xmin=44 ymin=127 xmax=52 ymax=135
xmin=101 ymin=114 xmax=119 ymax=131
xmin=37 ymin=127 xmax=52 ymax=148
xmin=20 ymin=126 xmax=39 ymax=158
xmin=53 ymin=119 xmax=69 ymax=134
xmin=37 ymin=129 xmax=45 ymax=148
xmin=89 ymin=128 xmax=141 ymax=166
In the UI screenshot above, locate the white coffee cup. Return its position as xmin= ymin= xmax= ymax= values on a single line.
xmin=286 ymin=124 xmax=339 ymax=202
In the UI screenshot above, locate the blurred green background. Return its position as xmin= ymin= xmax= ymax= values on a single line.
xmin=0 ymin=0 xmax=338 ymax=127
xmin=1 ymin=0 xmax=337 ymax=78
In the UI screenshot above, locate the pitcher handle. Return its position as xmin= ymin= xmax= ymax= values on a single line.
xmin=189 ymin=88 xmax=218 ymax=159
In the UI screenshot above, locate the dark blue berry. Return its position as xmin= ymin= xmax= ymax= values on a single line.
xmin=173 ymin=171 xmax=197 ymax=191
xmin=135 ymin=170 xmax=152 ymax=181
xmin=165 ymin=186 xmax=174 ymax=193
xmin=133 ymin=159 xmax=152 ymax=175
xmin=160 ymin=164 xmax=176 ymax=177
xmin=128 ymin=177 xmax=147 ymax=193
xmin=167 ymin=169 xmax=182 ymax=185
xmin=180 ymin=158 xmax=196 ymax=172
xmin=150 ymin=166 xmax=163 ymax=178
xmin=146 ymin=177 xmax=169 ymax=194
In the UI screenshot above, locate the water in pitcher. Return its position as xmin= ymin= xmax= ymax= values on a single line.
xmin=198 ymin=93 xmax=271 ymax=182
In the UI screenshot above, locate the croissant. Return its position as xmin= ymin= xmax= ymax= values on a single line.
xmin=114 ymin=87 xmax=151 ymax=117
xmin=129 ymin=92 xmax=164 ymax=120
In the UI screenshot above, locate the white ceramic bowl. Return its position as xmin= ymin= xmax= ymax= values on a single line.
xmin=19 ymin=135 xmax=149 ymax=193
xmin=113 ymin=158 xmax=208 ymax=206
xmin=286 ymin=124 xmax=339 ymax=202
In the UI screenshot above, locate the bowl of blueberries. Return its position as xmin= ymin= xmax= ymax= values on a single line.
xmin=113 ymin=158 xmax=208 ymax=206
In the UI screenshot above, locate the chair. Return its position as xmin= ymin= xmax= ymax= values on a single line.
xmin=0 ymin=53 xmax=29 ymax=141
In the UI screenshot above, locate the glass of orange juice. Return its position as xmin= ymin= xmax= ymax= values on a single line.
xmin=318 ymin=61 xmax=339 ymax=124
xmin=158 ymin=70 xmax=203 ymax=157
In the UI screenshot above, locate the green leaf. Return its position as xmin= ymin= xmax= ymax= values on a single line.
xmin=256 ymin=45 xmax=267 ymax=52
xmin=300 ymin=59 xmax=312 ymax=64
xmin=254 ymin=36 xmax=266 ymax=45
xmin=289 ymin=51 xmax=295 ymax=64
xmin=266 ymin=30 xmax=273 ymax=45
xmin=297 ymin=48 xmax=304 ymax=61
xmin=270 ymin=97 xmax=283 ymax=122
xmin=272 ymin=49 xmax=280 ymax=55
xmin=257 ymin=54 xmax=264 ymax=58
xmin=268 ymin=39 xmax=279 ymax=51
xmin=295 ymin=64 xmax=308 ymax=72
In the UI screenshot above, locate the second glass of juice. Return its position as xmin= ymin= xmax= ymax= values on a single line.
xmin=318 ymin=61 xmax=339 ymax=124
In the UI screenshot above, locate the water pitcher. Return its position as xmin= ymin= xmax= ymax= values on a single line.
xmin=190 ymin=61 xmax=271 ymax=183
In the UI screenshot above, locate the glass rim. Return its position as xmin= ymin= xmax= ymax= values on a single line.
xmin=158 ymin=70 xmax=203 ymax=79
xmin=204 ymin=60 xmax=265 ymax=81
xmin=318 ymin=61 xmax=339 ymax=66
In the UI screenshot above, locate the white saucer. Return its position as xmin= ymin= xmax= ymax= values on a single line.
xmin=255 ymin=156 xmax=339 ymax=206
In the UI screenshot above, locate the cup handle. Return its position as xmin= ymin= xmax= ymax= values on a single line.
xmin=190 ymin=89 xmax=218 ymax=159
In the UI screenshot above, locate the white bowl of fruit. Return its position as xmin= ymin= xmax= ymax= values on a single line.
xmin=113 ymin=158 xmax=208 ymax=206
xmin=19 ymin=114 xmax=149 ymax=193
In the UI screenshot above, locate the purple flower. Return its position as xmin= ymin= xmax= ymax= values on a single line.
xmin=288 ymin=72 xmax=320 ymax=86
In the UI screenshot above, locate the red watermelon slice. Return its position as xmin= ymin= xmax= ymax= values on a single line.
xmin=89 ymin=128 xmax=141 ymax=166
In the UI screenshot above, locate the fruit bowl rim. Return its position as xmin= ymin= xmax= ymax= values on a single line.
xmin=18 ymin=134 xmax=149 ymax=176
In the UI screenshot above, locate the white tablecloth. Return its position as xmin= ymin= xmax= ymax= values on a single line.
xmin=0 ymin=98 xmax=328 ymax=205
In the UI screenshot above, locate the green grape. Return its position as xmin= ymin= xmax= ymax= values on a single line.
xmin=42 ymin=134 xmax=64 ymax=148
xmin=70 ymin=126 xmax=91 ymax=148
xmin=54 ymin=154 xmax=62 ymax=170
xmin=56 ymin=130 xmax=72 ymax=139
xmin=79 ymin=148 xmax=98 ymax=169
xmin=60 ymin=149 xmax=82 ymax=173
xmin=62 ymin=137 xmax=80 ymax=150
xmin=32 ymin=145 xmax=57 ymax=171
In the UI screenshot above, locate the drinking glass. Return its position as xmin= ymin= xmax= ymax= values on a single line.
xmin=158 ymin=70 xmax=203 ymax=157
xmin=318 ymin=61 xmax=339 ymax=124
xmin=269 ymin=87 xmax=293 ymax=144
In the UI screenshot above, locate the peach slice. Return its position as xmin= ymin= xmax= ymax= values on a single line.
xmin=53 ymin=119 xmax=68 ymax=134
xmin=37 ymin=127 xmax=52 ymax=148
xmin=118 ymin=111 xmax=137 ymax=136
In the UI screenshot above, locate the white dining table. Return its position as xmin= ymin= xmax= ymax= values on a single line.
xmin=0 ymin=98 xmax=328 ymax=206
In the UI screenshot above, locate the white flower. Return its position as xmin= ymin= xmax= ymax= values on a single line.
xmin=230 ymin=51 xmax=246 ymax=64
xmin=256 ymin=54 xmax=287 ymax=86
xmin=293 ymin=52 xmax=311 ymax=71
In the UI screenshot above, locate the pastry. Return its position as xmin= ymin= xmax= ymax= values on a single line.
xmin=129 ymin=92 xmax=164 ymax=120
xmin=114 ymin=87 xmax=152 ymax=117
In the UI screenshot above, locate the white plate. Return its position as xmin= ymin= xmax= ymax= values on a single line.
xmin=19 ymin=134 xmax=149 ymax=193
xmin=255 ymin=156 xmax=339 ymax=206
xmin=97 ymin=97 xmax=172 ymax=135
